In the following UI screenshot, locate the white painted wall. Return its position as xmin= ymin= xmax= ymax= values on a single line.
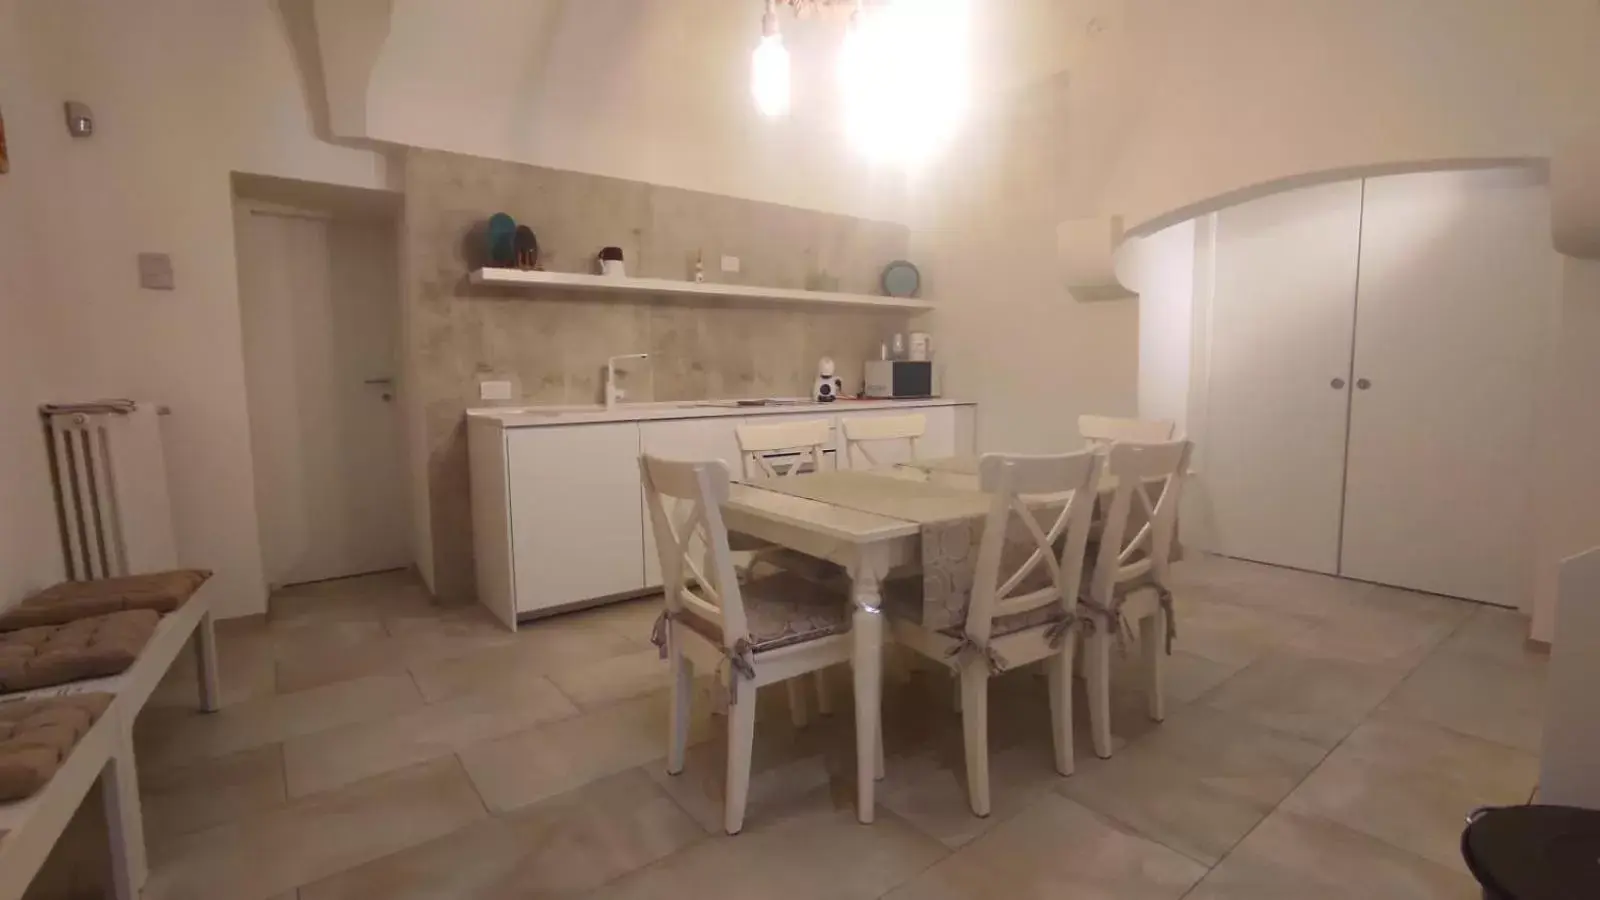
xmin=1106 ymin=0 xmax=1598 ymax=234
xmin=7 ymin=0 xmax=392 ymax=617
xmin=910 ymin=78 xmax=1140 ymax=454
xmin=1133 ymin=220 xmax=1196 ymax=433
xmin=0 ymin=0 xmax=67 ymax=607
xmin=1534 ymin=257 xmax=1600 ymax=642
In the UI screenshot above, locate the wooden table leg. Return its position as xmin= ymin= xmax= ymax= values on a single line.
xmin=849 ymin=546 xmax=890 ymax=824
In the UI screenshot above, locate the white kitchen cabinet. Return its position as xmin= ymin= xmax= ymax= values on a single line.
xmin=469 ymin=401 xmax=977 ymax=626
xmin=506 ymin=423 xmax=645 ymax=616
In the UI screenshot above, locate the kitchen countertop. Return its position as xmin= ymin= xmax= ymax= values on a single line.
xmin=467 ymin=397 xmax=974 ymax=428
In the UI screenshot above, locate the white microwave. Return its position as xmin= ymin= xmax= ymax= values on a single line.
xmin=863 ymin=360 xmax=936 ymax=399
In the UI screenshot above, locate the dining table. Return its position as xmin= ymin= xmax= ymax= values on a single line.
xmin=718 ymin=455 xmax=1178 ymax=824
xmin=721 ymin=465 xmax=995 ymax=823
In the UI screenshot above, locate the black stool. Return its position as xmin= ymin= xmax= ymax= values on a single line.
xmin=1463 ymin=805 xmax=1600 ymax=899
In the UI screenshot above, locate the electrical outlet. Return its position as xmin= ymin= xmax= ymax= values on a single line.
xmin=479 ymin=380 xmax=513 ymax=401
xmin=720 ymin=255 xmax=741 ymax=274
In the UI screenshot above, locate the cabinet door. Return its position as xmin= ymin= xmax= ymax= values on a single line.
xmin=638 ymin=418 xmax=745 ymax=587
xmin=1202 ymin=180 xmax=1363 ymax=574
xmin=1340 ymin=169 xmax=1555 ymax=606
xmin=919 ymin=407 xmax=958 ymax=458
xmin=507 ymin=424 xmax=644 ymax=614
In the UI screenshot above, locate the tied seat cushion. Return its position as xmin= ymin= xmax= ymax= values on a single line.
xmin=0 ymin=693 xmax=112 ymax=801
xmin=0 ymin=610 xmax=160 ymax=693
xmin=676 ymin=571 xmax=851 ymax=653
xmin=0 ymin=569 xmax=211 ymax=632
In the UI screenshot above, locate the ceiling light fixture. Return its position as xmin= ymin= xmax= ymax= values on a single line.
xmin=751 ymin=0 xmax=791 ymax=117
xmin=753 ymin=0 xmax=970 ymax=165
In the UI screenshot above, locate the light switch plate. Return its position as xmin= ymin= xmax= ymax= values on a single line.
xmin=137 ymin=253 xmax=175 ymax=290
xmin=479 ymin=380 xmax=513 ymax=401
xmin=720 ymin=255 xmax=741 ymax=274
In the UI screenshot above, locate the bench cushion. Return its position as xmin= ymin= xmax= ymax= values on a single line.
xmin=0 ymin=610 xmax=160 ymax=693
xmin=0 ymin=693 xmax=112 ymax=801
xmin=0 ymin=569 xmax=210 ymax=632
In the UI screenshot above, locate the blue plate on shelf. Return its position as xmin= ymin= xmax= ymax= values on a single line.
xmin=881 ymin=260 xmax=921 ymax=298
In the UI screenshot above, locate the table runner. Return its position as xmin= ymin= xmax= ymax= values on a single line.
xmin=753 ymin=470 xmax=993 ymax=524
xmin=751 ymin=470 xmax=1067 ymax=631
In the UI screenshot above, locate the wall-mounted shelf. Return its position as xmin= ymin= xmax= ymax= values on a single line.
xmin=468 ymin=268 xmax=934 ymax=311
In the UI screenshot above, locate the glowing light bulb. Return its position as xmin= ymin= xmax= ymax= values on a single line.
xmin=842 ymin=0 xmax=970 ymax=165
xmin=751 ymin=15 xmax=790 ymax=117
xmin=838 ymin=9 xmax=865 ymax=88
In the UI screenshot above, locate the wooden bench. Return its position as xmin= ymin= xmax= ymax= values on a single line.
xmin=0 ymin=582 xmax=220 ymax=900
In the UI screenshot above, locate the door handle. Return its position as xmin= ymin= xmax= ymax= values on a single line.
xmin=364 ymin=377 xmax=394 ymax=385
xmin=1330 ymin=377 xmax=1346 ymax=390
xmin=1356 ymin=378 xmax=1371 ymax=390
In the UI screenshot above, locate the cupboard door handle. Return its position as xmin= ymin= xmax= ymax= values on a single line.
xmin=1356 ymin=378 xmax=1372 ymax=390
xmin=1331 ymin=378 xmax=1346 ymax=389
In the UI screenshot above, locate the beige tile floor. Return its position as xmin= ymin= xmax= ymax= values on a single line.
xmin=25 ymin=555 xmax=1549 ymax=899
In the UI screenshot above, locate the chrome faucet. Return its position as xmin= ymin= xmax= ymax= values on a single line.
xmin=605 ymin=353 xmax=650 ymax=410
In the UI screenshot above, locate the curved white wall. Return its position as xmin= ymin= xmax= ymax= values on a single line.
xmin=357 ymin=0 xmax=913 ymax=223
xmin=1103 ymin=0 xmax=1598 ymax=236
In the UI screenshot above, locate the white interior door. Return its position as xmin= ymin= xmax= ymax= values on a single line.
xmin=1202 ymin=180 xmax=1364 ymax=574
xmin=1340 ymin=169 xmax=1557 ymax=606
xmin=237 ymin=209 xmax=409 ymax=587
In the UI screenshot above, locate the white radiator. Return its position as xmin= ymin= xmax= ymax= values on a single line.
xmin=43 ymin=401 xmax=177 ymax=581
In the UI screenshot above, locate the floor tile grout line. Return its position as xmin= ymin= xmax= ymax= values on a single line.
xmin=1067 ymin=794 xmax=1221 ymax=872
xmin=867 ymin=809 xmax=962 ymax=900
xmin=1176 ymin=730 xmax=1347 ymax=899
xmin=452 ymin=749 xmax=495 ymax=818
xmin=1178 ymin=602 xmax=1491 ymax=897
xmin=149 ymin=565 xmax=1536 ymax=898
xmin=284 ymin=754 xmax=494 ymax=898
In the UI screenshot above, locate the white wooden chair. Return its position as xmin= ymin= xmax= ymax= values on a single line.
xmin=733 ymin=418 xmax=842 ymax=724
xmin=1080 ymin=439 xmax=1192 ymax=759
xmin=640 ymin=454 xmax=862 ymax=834
xmin=735 ymin=418 xmax=831 ymax=479
xmin=1078 ymin=415 xmax=1176 ymax=448
xmin=886 ymin=450 xmax=1102 ymax=816
xmin=841 ymin=414 xmax=926 ymax=469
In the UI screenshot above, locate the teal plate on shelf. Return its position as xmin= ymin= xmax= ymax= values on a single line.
xmin=881 ymin=260 xmax=921 ymax=298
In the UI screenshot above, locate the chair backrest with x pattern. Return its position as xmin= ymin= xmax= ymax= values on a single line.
xmin=1087 ymin=440 xmax=1192 ymax=606
xmin=734 ymin=418 xmax=831 ymax=480
xmin=841 ymin=413 xmax=926 ymax=469
xmin=1078 ymin=415 xmax=1176 ymax=449
xmin=963 ymin=451 xmax=1102 ymax=645
xmin=639 ymin=454 xmax=749 ymax=648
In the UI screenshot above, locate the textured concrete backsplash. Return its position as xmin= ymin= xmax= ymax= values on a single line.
xmin=401 ymin=148 xmax=913 ymax=602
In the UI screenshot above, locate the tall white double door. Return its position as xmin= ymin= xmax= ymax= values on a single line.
xmin=1201 ymin=168 xmax=1559 ymax=607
